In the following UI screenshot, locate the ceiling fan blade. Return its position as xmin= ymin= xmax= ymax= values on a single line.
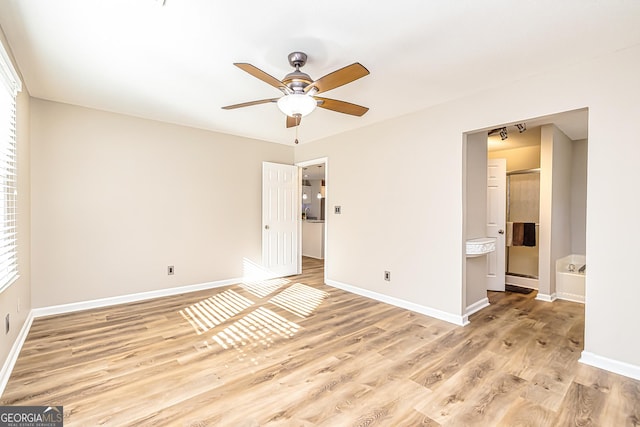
xmin=305 ymin=63 xmax=369 ymax=94
xmin=234 ymin=63 xmax=290 ymax=94
xmin=315 ymin=97 xmax=369 ymax=116
xmin=221 ymin=98 xmax=278 ymax=110
xmin=286 ymin=115 xmax=301 ymax=128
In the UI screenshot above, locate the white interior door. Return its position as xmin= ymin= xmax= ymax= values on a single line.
xmin=262 ymin=162 xmax=298 ymax=277
xmin=487 ymin=158 xmax=506 ymax=291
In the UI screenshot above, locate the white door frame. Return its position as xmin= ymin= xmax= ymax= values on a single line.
xmin=295 ymin=157 xmax=329 ymax=277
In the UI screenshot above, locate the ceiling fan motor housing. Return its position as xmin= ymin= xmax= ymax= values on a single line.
xmin=283 ymin=71 xmax=312 ymax=92
xmin=284 ymin=52 xmax=312 ymax=92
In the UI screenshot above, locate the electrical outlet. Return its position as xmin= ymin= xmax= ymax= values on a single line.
xmin=168 ymin=265 xmax=175 ymax=275
xmin=5 ymin=313 xmax=9 ymax=334
xmin=384 ymin=271 xmax=391 ymax=281
xmin=334 ymin=205 xmax=341 ymax=214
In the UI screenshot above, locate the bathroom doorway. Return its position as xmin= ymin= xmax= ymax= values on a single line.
xmin=464 ymin=108 xmax=588 ymax=317
xmin=486 ymin=116 xmax=588 ymax=298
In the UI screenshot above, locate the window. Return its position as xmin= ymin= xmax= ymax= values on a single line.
xmin=0 ymin=40 xmax=21 ymax=292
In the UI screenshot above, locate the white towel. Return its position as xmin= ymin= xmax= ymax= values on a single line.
xmin=506 ymin=222 xmax=513 ymax=247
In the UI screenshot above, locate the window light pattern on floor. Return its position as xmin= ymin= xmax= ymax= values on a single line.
xmin=240 ymin=277 xmax=290 ymax=298
xmin=212 ymin=307 xmax=300 ymax=351
xmin=179 ymin=289 xmax=254 ymax=335
xmin=268 ymin=282 xmax=329 ymax=318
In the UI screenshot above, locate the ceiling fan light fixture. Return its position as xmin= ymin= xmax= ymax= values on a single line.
xmin=277 ymin=93 xmax=317 ymax=117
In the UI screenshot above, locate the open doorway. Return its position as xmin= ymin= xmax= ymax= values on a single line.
xmin=488 ymin=126 xmax=542 ymax=291
xmin=464 ymin=108 xmax=588 ymax=318
xmin=296 ymin=158 xmax=328 ymax=276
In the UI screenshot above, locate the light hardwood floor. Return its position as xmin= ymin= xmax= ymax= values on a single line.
xmin=2 ymin=257 xmax=639 ymax=426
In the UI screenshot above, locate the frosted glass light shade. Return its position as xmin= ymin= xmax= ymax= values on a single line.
xmin=277 ymin=94 xmax=317 ymax=117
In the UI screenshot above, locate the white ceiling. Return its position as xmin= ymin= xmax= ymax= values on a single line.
xmin=1 ymin=1 xmax=638 ymax=145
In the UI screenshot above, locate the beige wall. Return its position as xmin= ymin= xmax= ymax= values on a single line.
xmin=30 ymin=100 xmax=293 ymax=307
xmin=539 ymin=125 xmax=574 ymax=296
xmin=0 ymin=33 xmax=31 ymax=370
xmin=489 ymin=145 xmax=541 ymax=171
xmin=571 ymin=139 xmax=588 ymax=254
xmin=297 ymin=44 xmax=640 ymax=368
xmin=295 ymin=112 xmax=466 ymax=317
xmin=464 ymin=132 xmax=488 ymax=312
xmin=489 ymin=136 xmax=541 ymax=173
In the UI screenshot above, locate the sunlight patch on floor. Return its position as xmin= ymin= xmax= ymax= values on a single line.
xmin=179 ymin=289 xmax=254 ymax=335
xmin=268 ymin=282 xmax=329 ymax=318
xmin=211 ymin=307 xmax=300 ymax=351
xmin=240 ymin=277 xmax=290 ymax=298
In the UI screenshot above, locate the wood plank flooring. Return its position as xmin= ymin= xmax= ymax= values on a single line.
xmin=2 ymin=257 xmax=639 ymax=426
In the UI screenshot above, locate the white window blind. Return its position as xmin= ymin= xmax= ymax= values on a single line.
xmin=0 ymin=41 xmax=21 ymax=292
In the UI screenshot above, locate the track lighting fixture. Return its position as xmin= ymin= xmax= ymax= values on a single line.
xmin=488 ymin=123 xmax=527 ymax=140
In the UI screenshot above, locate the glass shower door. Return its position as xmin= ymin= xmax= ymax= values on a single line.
xmin=506 ymin=170 xmax=540 ymax=279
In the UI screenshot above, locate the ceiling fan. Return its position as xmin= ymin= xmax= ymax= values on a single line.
xmin=222 ymin=52 xmax=370 ymax=128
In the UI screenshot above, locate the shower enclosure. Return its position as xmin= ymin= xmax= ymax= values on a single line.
xmin=506 ymin=168 xmax=540 ymax=279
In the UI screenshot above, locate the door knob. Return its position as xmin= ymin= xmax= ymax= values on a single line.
xmin=498 ymin=229 xmax=505 ymax=234
xmin=265 ymin=225 xmax=270 ymax=230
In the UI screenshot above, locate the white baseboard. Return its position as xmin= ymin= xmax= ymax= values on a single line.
xmin=580 ymin=351 xmax=640 ymax=381
xmin=465 ymin=297 xmax=490 ymax=317
xmin=535 ymin=292 xmax=557 ymax=302
xmin=556 ymin=292 xmax=585 ymax=304
xmin=32 ymin=277 xmax=241 ymax=318
xmin=0 ymin=311 xmax=34 ymax=396
xmin=2 ymin=277 xmax=241 ymax=395
xmin=505 ymin=275 xmax=538 ymax=289
xmin=325 ymin=279 xmax=467 ymax=326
